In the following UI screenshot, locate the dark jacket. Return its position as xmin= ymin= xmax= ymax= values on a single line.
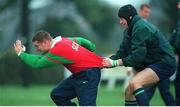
xmin=111 ymin=15 xmax=177 ymax=70
xmin=169 ymin=18 xmax=180 ymax=55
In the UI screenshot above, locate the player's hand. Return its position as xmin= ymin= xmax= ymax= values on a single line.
xmin=102 ymin=58 xmax=113 ymax=68
xmin=102 ymin=58 xmax=121 ymax=68
xmin=14 ymin=40 xmax=26 ymax=55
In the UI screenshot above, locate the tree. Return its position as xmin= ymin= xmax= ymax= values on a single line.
xmin=149 ymin=0 xmax=179 ymax=35
xmin=20 ymin=0 xmax=31 ymax=87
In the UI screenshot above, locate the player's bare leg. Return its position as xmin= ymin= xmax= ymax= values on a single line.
xmin=127 ymin=68 xmax=160 ymax=106
xmin=124 ymin=68 xmax=138 ymax=106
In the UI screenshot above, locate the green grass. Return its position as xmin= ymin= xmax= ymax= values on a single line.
xmin=0 ymin=84 xmax=175 ymax=106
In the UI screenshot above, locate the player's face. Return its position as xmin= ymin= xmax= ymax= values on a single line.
xmin=119 ymin=17 xmax=128 ymax=28
xmin=139 ymin=7 xmax=151 ymax=19
xmin=33 ymin=40 xmax=51 ymax=52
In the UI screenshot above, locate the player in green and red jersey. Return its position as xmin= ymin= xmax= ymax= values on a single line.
xmin=14 ymin=31 xmax=105 ymax=106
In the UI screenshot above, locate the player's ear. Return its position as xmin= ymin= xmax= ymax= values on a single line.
xmin=43 ymin=39 xmax=51 ymax=46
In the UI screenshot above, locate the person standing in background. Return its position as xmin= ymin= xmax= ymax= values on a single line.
xmin=139 ymin=4 xmax=151 ymax=20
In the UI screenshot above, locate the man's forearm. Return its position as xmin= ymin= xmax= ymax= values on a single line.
xmin=19 ymin=52 xmax=58 ymax=68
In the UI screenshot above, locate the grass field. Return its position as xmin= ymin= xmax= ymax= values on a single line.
xmin=0 ymin=84 xmax=175 ymax=106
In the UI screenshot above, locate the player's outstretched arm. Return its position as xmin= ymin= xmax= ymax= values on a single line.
xmin=14 ymin=40 xmax=58 ymax=68
xmin=18 ymin=53 xmax=58 ymax=68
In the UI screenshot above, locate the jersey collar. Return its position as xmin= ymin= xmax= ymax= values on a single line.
xmin=51 ymin=36 xmax=62 ymax=48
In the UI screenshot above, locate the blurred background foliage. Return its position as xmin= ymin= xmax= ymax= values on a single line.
xmin=0 ymin=0 xmax=179 ymax=86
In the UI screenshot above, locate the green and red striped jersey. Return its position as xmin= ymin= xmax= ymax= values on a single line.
xmin=18 ymin=36 xmax=103 ymax=74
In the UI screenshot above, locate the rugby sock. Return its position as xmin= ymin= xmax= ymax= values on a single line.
xmin=125 ymin=100 xmax=138 ymax=106
xmin=133 ymin=88 xmax=149 ymax=106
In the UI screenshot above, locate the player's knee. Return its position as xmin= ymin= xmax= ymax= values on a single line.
xmin=129 ymin=80 xmax=142 ymax=90
xmin=50 ymin=89 xmax=64 ymax=105
xmin=125 ymin=85 xmax=136 ymax=100
xmin=50 ymin=88 xmax=62 ymax=101
xmin=125 ymin=85 xmax=132 ymax=96
xmin=50 ymin=89 xmax=57 ymax=101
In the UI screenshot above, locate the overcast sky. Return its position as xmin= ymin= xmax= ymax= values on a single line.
xmin=30 ymin=0 xmax=150 ymax=10
xmin=103 ymin=0 xmax=150 ymax=8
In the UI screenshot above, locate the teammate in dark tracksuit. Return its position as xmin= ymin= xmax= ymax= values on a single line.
xmin=14 ymin=31 xmax=104 ymax=106
xmin=169 ymin=1 xmax=180 ymax=105
xmin=103 ymin=4 xmax=177 ymax=106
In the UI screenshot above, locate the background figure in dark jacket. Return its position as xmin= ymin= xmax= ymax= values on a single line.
xmin=103 ymin=4 xmax=177 ymax=106
xmin=169 ymin=1 xmax=180 ymax=105
xmin=139 ymin=4 xmax=175 ymax=106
